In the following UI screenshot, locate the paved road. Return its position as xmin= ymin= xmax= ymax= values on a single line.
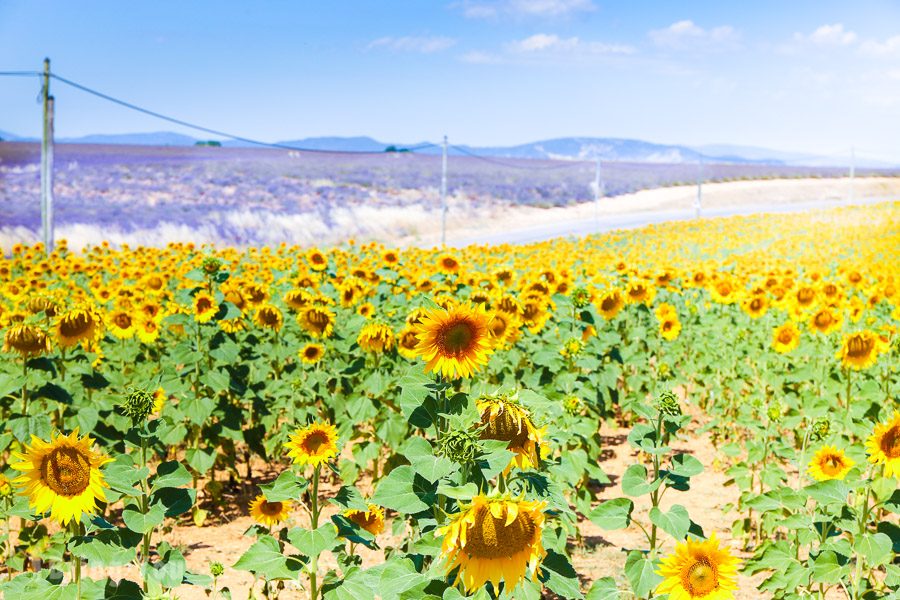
xmin=448 ymin=196 xmax=896 ymax=247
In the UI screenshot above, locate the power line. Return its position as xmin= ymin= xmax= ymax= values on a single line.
xmin=44 ymin=72 xmax=435 ymax=155
xmin=450 ymin=144 xmax=590 ymax=171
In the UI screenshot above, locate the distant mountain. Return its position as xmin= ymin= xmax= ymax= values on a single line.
xmin=59 ymin=131 xmax=200 ymax=146
xmin=271 ymin=136 xmax=389 ymax=153
xmin=0 ymin=129 xmax=31 ymax=142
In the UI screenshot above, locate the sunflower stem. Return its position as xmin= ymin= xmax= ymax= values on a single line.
xmin=139 ymin=435 xmax=152 ymax=591
xmin=844 ymin=368 xmax=853 ymax=422
xmin=21 ymin=359 xmax=28 ymax=417
xmin=69 ymin=519 xmax=82 ymax=595
xmin=309 ymin=464 xmax=321 ymax=600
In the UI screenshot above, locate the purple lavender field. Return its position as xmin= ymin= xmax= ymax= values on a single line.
xmin=0 ymin=142 xmax=894 ymax=248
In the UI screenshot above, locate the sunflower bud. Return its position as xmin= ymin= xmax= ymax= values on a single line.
xmin=437 ymin=429 xmax=480 ymax=465
xmin=656 ymin=391 xmax=681 ymax=417
xmin=571 ymin=287 xmax=591 ymax=309
xmin=210 ymin=561 xmax=224 ymax=577
xmin=810 ymin=417 xmax=830 ymax=441
xmin=122 ymin=388 xmax=155 ymax=426
xmin=767 ymin=403 xmax=783 ymax=423
xmin=202 ymin=256 xmax=223 ymax=275
xmin=560 ymin=337 xmax=583 ymax=359
xmin=563 ymin=394 xmax=583 ymax=415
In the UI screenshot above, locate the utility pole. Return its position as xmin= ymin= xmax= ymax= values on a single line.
xmin=694 ymin=155 xmax=703 ymax=218
xmin=849 ymin=146 xmax=855 ymax=203
xmin=40 ymin=58 xmax=55 ymax=252
xmin=593 ymin=158 xmax=602 ymax=228
xmin=440 ymin=135 xmax=448 ymax=246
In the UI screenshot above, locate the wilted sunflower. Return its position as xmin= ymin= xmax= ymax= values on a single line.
xmin=193 ymin=291 xmax=219 ymax=323
xmin=772 ymin=322 xmax=800 ymax=354
xmin=808 ymin=446 xmax=855 ymax=481
xmin=249 ymin=493 xmax=292 ymax=527
xmin=837 ymin=330 xmax=884 ymax=370
xmin=809 ymin=307 xmax=842 ymax=335
xmin=3 ymin=323 xmax=52 ymax=357
xmin=343 ymin=504 xmax=385 ymax=535
xmin=55 ymin=305 xmax=102 ymax=348
xmin=299 ymin=342 xmax=325 ymax=364
xmin=299 ymin=306 xmax=335 ymax=338
xmin=655 ymin=532 xmax=739 ymax=600
xmin=477 ymin=393 xmax=547 ymax=470
xmin=357 ymin=322 xmax=395 ymax=353
xmin=285 ymin=422 xmax=339 ymax=468
xmin=866 ymin=411 xmax=900 ymax=477
xmin=254 ymin=304 xmax=284 ymax=332
xmin=414 ymin=303 xmax=493 ymax=379
xmin=284 ymin=289 xmax=313 ymax=312
xmin=438 ymin=495 xmax=547 ymax=593
xmin=597 ymin=288 xmax=625 ymax=320
xmin=11 ymin=429 xmax=111 ymax=525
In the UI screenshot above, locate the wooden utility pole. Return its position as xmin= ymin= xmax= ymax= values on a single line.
xmin=40 ymin=58 xmax=55 ymax=252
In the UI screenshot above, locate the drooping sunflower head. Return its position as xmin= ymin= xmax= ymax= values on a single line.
xmin=249 ymin=493 xmax=292 ymax=527
xmin=284 ymin=289 xmax=313 ymax=312
xmin=866 ymin=411 xmax=900 ymax=478
xmin=55 ymin=305 xmax=102 ymax=348
xmin=476 ymin=392 xmax=547 ymax=470
xmin=397 ymin=327 xmax=420 ymax=360
xmin=11 ymin=429 xmax=111 ymax=525
xmin=193 ymin=291 xmax=219 ymax=324
xmin=597 ymin=288 xmax=625 ymax=320
xmin=487 ymin=310 xmax=521 ymax=349
xmin=3 ymin=323 xmax=52 ymax=358
xmin=413 ymin=303 xmax=493 ymax=379
xmin=808 ymin=445 xmax=855 ymax=481
xmin=357 ymin=322 xmax=395 ymax=354
xmin=343 ymin=504 xmax=385 ymax=536
xmin=298 ymin=306 xmax=335 ymax=339
xmin=655 ymin=532 xmax=740 ymax=599
xmin=299 ymin=342 xmax=325 ymax=364
xmin=285 ymin=422 xmax=339 ymax=469
xmin=772 ymin=321 xmax=800 ymax=354
xmin=254 ymin=304 xmax=284 ymax=332
xmin=837 ymin=330 xmax=883 ymax=370
xmin=438 ymin=495 xmax=547 ymax=593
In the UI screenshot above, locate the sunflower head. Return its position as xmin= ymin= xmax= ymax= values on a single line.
xmin=837 ymin=330 xmax=884 ymax=370
xmin=193 ymin=291 xmax=219 ymax=323
xmin=299 ymin=306 xmax=335 ymax=339
xmin=122 ymin=388 xmax=155 ymax=426
xmin=809 ymin=307 xmax=841 ymax=335
xmin=254 ymin=304 xmax=284 ymax=332
xmin=808 ymin=446 xmax=855 ymax=481
xmin=438 ymin=495 xmax=547 ymax=593
xmin=285 ymin=422 xmax=339 ymax=469
xmin=55 ymin=305 xmax=102 ymax=348
xmin=11 ymin=429 xmax=111 ymax=525
xmin=656 ymin=532 xmax=740 ymax=599
xmin=659 ymin=316 xmax=682 ymax=341
xmin=772 ymin=322 xmax=800 ymax=354
xmin=476 ymin=392 xmax=547 ymax=470
xmin=866 ymin=411 xmax=900 ymax=478
xmin=249 ymin=493 xmax=292 ymax=527
xmin=413 ymin=303 xmax=493 ymax=379
xmin=3 ymin=323 xmax=52 ymax=358
xmin=299 ymin=342 xmax=325 ymax=364
xmin=343 ymin=504 xmax=385 ymax=536
xmin=357 ymin=322 xmax=395 ymax=354
xmin=397 ymin=327 xmax=420 ymax=360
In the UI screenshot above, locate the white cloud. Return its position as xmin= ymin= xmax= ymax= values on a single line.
xmin=793 ymin=23 xmax=857 ymax=46
xmin=367 ymin=36 xmax=456 ymax=53
xmin=649 ymin=20 xmax=739 ymax=50
xmin=860 ymin=35 xmax=900 ymax=58
xmin=507 ymin=33 xmax=634 ymax=55
xmin=459 ymin=0 xmax=595 ymax=19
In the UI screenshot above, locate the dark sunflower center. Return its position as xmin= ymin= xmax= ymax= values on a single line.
xmin=439 ymin=321 xmax=476 ymax=355
xmin=847 ymin=335 xmax=873 ymax=358
xmin=481 ymin=408 xmax=530 ymax=449
xmin=60 ymin=313 xmax=92 ymax=338
xmin=349 ymin=511 xmax=379 ymax=531
xmin=814 ymin=312 xmax=832 ymax=328
xmin=260 ymin=309 xmax=280 ymax=326
xmin=41 ymin=447 xmax=91 ymax=497
xmin=196 ymin=298 xmax=213 ymax=313
xmin=821 ymin=454 xmax=846 ymax=476
xmin=401 ymin=332 xmax=418 ymax=350
xmin=305 ymin=346 xmax=320 ymax=359
xmin=683 ymin=557 xmax=718 ymax=595
xmin=750 ymin=298 xmax=764 ymax=311
xmin=716 ymin=283 xmax=731 ymax=296
xmin=880 ymin=426 xmax=900 ymax=459
xmin=778 ymin=331 xmax=794 ymax=344
xmin=601 ymin=296 xmax=619 ymax=312
xmin=114 ymin=313 xmax=132 ymax=329
xmin=303 ymin=432 xmax=329 ymax=454
xmin=259 ymin=500 xmax=284 ymax=516
xmin=466 ymin=505 xmax=535 ymax=559
xmin=797 ymin=288 xmax=815 ymax=304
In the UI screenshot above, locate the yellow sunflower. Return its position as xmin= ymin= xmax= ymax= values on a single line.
xmin=477 ymin=393 xmax=548 ymax=470
xmin=808 ymin=446 xmax=855 ymax=481
xmin=487 ymin=310 xmax=521 ymax=349
xmin=413 ymin=303 xmax=493 ymax=379
xmin=306 ymin=248 xmax=328 ymax=272
xmin=107 ymin=309 xmax=135 ymax=339
xmin=285 ymin=422 xmax=339 ymax=468
xmin=11 ymin=429 xmax=111 ymax=525
xmin=55 ymin=305 xmax=102 ymax=348
xmin=343 ymin=504 xmax=385 ymax=536
xmin=809 ymin=307 xmax=842 ymax=335
xmin=357 ymin=322 xmax=395 ymax=353
xmin=597 ymin=288 xmax=625 ymax=320
xmin=438 ymin=495 xmax=547 ymax=593
xmin=299 ymin=342 xmax=325 ymax=364
xmin=249 ymin=493 xmax=292 ymax=527
xmin=772 ymin=322 xmax=800 ymax=354
xmin=254 ymin=304 xmax=284 ymax=332
xmin=397 ymin=327 xmax=420 ymax=360
xmin=866 ymin=411 xmax=900 ymax=477
xmin=3 ymin=323 xmax=52 ymax=357
xmin=135 ymin=317 xmax=161 ymax=345
xmin=193 ymin=291 xmax=219 ymax=323
xmin=357 ymin=302 xmax=375 ymax=319
xmin=298 ymin=306 xmax=335 ymax=339
xmin=659 ymin=315 xmax=682 ymax=341
xmin=836 ymin=330 xmax=884 ymax=370
xmin=655 ymin=532 xmax=740 ymax=600
xmin=741 ymin=294 xmax=768 ymax=319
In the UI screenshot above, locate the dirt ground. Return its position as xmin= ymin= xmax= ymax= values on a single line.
xmin=57 ymin=412 xmax=820 ymax=599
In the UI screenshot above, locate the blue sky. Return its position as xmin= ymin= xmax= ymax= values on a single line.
xmin=2 ymin=0 xmax=900 ymax=159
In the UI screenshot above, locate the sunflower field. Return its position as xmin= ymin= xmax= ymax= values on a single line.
xmin=0 ymin=202 xmax=898 ymax=600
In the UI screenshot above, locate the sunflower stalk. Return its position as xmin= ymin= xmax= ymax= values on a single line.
xmin=69 ymin=518 xmax=82 ymax=596
xmin=308 ymin=464 xmax=322 ymax=600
